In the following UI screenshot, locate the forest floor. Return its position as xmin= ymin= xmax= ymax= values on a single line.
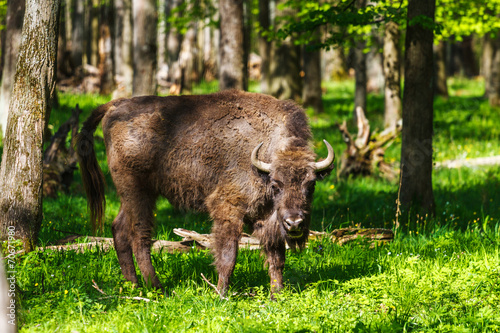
xmin=2 ymin=78 xmax=500 ymax=332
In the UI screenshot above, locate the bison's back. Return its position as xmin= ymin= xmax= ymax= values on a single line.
xmin=101 ymin=90 xmax=312 ymax=210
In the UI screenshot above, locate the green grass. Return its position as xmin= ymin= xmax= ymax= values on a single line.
xmin=2 ymin=78 xmax=500 ymax=332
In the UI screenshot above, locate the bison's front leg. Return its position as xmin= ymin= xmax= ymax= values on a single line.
xmin=207 ymin=190 xmax=245 ymax=297
xmin=264 ymin=241 xmax=286 ymax=298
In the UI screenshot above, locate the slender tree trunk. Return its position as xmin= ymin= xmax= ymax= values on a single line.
xmin=433 ymin=40 xmax=448 ymax=98
xmin=0 ymin=0 xmax=61 ymax=251
xmin=323 ymin=46 xmax=348 ymax=81
xmin=179 ymin=25 xmax=198 ymax=92
xmin=99 ymin=2 xmax=114 ymax=94
xmin=383 ymin=20 xmax=401 ymax=129
xmin=482 ymin=34 xmax=494 ymax=98
xmin=0 ymin=0 xmax=25 ymax=138
xmin=113 ymin=0 xmax=133 ymax=98
xmin=219 ymin=0 xmax=246 ymax=90
xmin=71 ymin=0 xmax=84 ymax=70
xmin=269 ymin=1 xmax=302 ymax=100
xmin=353 ymin=0 xmax=367 ymax=120
xmin=258 ymin=0 xmax=270 ymax=94
xmin=489 ymin=34 xmax=500 ymax=107
xmin=90 ymin=0 xmax=99 ymax=67
xmin=157 ymin=0 xmax=167 ymax=73
xmin=399 ymin=0 xmax=436 ymax=216
xmin=132 ymin=0 xmax=157 ymax=96
xmin=303 ymin=41 xmax=324 ymax=113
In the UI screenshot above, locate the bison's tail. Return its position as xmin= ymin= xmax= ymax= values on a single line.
xmin=75 ymin=103 xmax=110 ymax=234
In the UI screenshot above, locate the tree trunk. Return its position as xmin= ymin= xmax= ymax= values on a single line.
xmin=0 ymin=0 xmax=61 ymax=251
xmin=219 ymin=0 xmax=246 ymax=90
xmin=433 ymin=40 xmax=448 ymax=98
xmin=269 ymin=1 xmax=302 ymax=101
xmin=157 ymin=0 xmax=167 ymax=74
xmin=258 ymin=0 xmax=270 ymax=94
xmin=179 ymin=25 xmax=198 ymax=92
xmin=488 ymin=34 xmax=500 ymax=107
xmin=323 ymin=46 xmax=348 ymax=81
xmin=482 ymin=34 xmax=493 ymax=98
xmin=383 ymin=20 xmax=401 ymax=130
xmin=98 ymin=2 xmax=114 ymax=95
xmin=113 ymin=0 xmax=133 ymax=98
xmin=303 ymin=41 xmax=324 ymax=113
xmin=0 ymin=0 xmax=25 ymax=138
xmin=71 ymin=0 xmax=84 ymax=70
xmin=132 ymin=0 xmax=157 ymax=96
xmin=90 ymin=0 xmax=99 ymax=67
xmin=353 ymin=0 xmax=367 ymax=121
xmin=399 ymin=0 xmax=436 ymax=216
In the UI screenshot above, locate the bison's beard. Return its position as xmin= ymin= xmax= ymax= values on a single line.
xmin=253 ymin=212 xmax=309 ymax=252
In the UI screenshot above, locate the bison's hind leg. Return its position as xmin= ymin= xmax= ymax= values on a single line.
xmin=112 ymin=208 xmax=138 ymax=284
xmin=120 ymin=188 xmax=163 ymax=290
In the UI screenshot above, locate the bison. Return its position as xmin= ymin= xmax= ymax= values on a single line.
xmin=76 ymin=90 xmax=335 ymax=296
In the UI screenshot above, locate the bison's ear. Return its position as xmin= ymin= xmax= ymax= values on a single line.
xmin=315 ymin=162 xmax=335 ymax=181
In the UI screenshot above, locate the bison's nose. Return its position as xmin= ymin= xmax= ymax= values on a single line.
xmin=284 ymin=214 xmax=303 ymax=231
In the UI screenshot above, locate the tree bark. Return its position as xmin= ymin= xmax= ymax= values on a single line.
xmin=219 ymin=0 xmax=246 ymax=90
xmin=303 ymin=41 xmax=324 ymax=113
xmin=399 ymin=0 xmax=436 ymax=216
xmin=482 ymin=34 xmax=493 ymax=98
xmin=0 ymin=0 xmax=61 ymax=251
xmin=433 ymin=40 xmax=448 ymax=98
xmin=98 ymin=2 xmax=114 ymax=95
xmin=353 ymin=0 xmax=367 ymax=121
xmin=268 ymin=1 xmax=302 ymax=100
xmin=113 ymin=0 xmax=133 ymax=98
xmin=132 ymin=0 xmax=157 ymax=96
xmin=71 ymin=0 xmax=84 ymax=70
xmin=383 ymin=20 xmax=402 ymax=129
xmin=258 ymin=0 xmax=270 ymax=94
xmin=488 ymin=34 xmax=500 ymax=107
xmin=0 ymin=0 xmax=25 ymax=138
xmin=90 ymin=0 xmax=99 ymax=67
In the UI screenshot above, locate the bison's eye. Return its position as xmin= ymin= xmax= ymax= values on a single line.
xmin=271 ymin=180 xmax=283 ymax=196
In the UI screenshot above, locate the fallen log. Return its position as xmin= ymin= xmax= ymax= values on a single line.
xmin=20 ymin=227 xmax=393 ymax=256
xmin=435 ymin=155 xmax=500 ymax=169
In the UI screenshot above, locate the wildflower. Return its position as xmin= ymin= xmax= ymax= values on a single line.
xmin=35 ymin=283 xmax=38 ymax=287
xmin=64 ymin=290 xmax=68 ymax=295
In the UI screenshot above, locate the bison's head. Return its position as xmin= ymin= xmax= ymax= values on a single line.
xmin=252 ymin=140 xmax=335 ymax=249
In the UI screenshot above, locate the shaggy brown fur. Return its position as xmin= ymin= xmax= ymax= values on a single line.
xmin=76 ymin=90 xmax=334 ymax=296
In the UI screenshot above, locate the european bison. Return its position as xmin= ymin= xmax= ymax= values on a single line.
xmin=76 ymin=90 xmax=334 ymax=296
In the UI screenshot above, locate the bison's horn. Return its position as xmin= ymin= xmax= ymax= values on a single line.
xmin=314 ymin=140 xmax=335 ymax=172
xmin=251 ymin=143 xmax=272 ymax=173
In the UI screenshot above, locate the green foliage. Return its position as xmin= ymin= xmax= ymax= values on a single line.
xmin=167 ymin=0 xmax=217 ymax=35
xmin=3 ymin=78 xmax=500 ymax=331
xmin=436 ymin=0 xmax=500 ymax=40
xmin=0 ymin=0 xmax=6 ymax=31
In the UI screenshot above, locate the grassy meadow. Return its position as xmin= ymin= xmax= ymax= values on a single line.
xmin=2 ymin=78 xmax=500 ymax=332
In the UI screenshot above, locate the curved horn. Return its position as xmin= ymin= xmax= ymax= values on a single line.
xmin=314 ymin=140 xmax=335 ymax=172
xmin=251 ymin=143 xmax=271 ymax=173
